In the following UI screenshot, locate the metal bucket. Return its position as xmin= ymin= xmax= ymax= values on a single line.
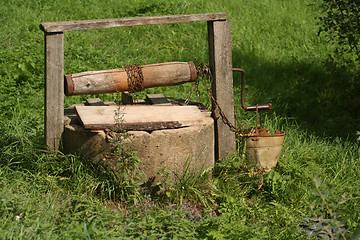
xmin=245 ymin=128 xmax=285 ymax=171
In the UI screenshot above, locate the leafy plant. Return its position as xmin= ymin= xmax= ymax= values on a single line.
xmin=318 ymin=0 xmax=360 ymax=67
xmin=303 ymin=177 xmax=360 ymax=239
xmin=98 ymin=130 xmax=144 ymax=204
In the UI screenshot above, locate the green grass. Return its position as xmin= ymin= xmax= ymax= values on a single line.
xmin=1 ymin=0 xmax=360 ymax=239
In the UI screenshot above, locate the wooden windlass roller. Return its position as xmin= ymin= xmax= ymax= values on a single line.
xmin=65 ymin=61 xmax=197 ymax=96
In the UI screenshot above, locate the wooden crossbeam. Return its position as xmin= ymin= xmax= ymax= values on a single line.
xmin=40 ymin=13 xmax=227 ymax=33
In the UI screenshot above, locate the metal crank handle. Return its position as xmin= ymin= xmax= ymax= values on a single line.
xmin=232 ymin=68 xmax=272 ymax=111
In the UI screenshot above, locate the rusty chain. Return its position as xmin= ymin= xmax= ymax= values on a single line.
xmin=125 ymin=64 xmax=144 ymax=93
xmin=190 ymin=63 xmax=254 ymax=137
xmin=123 ymin=62 xmax=253 ymax=137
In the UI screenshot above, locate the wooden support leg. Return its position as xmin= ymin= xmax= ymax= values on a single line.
xmin=44 ymin=32 xmax=64 ymax=151
xmin=208 ymin=19 xmax=236 ymax=160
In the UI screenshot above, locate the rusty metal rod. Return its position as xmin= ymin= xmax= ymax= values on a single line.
xmin=232 ymin=68 xmax=272 ymax=111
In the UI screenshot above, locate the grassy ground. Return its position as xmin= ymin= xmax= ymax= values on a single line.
xmin=1 ymin=0 xmax=360 ymax=239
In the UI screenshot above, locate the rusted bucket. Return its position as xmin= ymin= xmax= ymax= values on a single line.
xmin=245 ymin=128 xmax=285 ymax=171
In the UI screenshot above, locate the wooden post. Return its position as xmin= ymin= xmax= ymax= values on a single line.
xmin=44 ymin=32 xmax=64 ymax=151
xmin=208 ymin=19 xmax=236 ymax=160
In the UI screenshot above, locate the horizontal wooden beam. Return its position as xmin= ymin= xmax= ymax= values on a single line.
xmin=40 ymin=13 xmax=227 ymax=33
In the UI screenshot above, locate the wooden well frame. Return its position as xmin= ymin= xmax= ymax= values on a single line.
xmin=40 ymin=13 xmax=236 ymax=160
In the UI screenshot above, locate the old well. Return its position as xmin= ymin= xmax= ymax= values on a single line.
xmin=62 ymin=95 xmax=215 ymax=182
xmin=41 ymin=14 xmax=237 ymax=183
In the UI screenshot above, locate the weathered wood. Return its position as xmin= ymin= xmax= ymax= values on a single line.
xmin=75 ymin=105 xmax=206 ymax=130
xmin=65 ymin=62 xmax=197 ymax=96
xmin=121 ymin=92 xmax=133 ymax=104
xmin=85 ymin=98 xmax=106 ymax=106
xmin=208 ymin=19 xmax=236 ymax=160
xmin=40 ymin=13 xmax=227 ymax=33
xmin=145 ymin=94 xmax=171 ymax=105
xmin=45 ymin=32 xmax=64 ymax=151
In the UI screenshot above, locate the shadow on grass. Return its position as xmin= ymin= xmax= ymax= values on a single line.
xmin=232 ymin=48 xmax=360 ymax=140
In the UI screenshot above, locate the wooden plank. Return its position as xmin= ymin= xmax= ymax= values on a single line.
xmin=45 ymin=32 xmax=64 ymax=151
xmin=145 ymin=94 xmax=171 ymax=105
xmin=40 ymin=13 xmax=227 ymax=33
xmin=75 ymin=105 xmax=205 ymax=130
xmin=208 ymin=19 xmax=236 ymax=160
